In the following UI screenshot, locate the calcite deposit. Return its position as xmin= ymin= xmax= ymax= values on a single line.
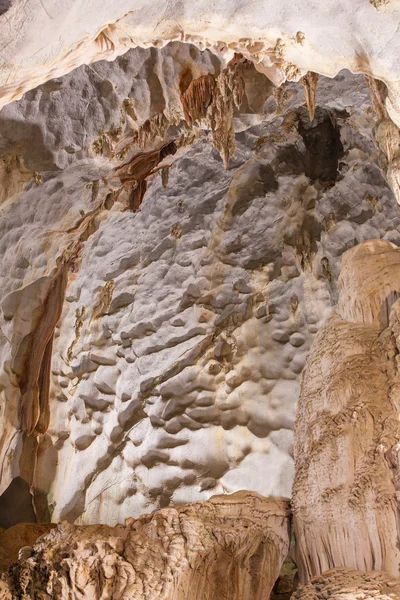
xmin=293 ymin=240 xmax=400 ymax=581
xmin=1 ymin=1 xmax=400 ymax=598
xmin=1 ymin=492 xmax=290 ymax=600
xmin=292 ymin=568 xmax=400 ymax=600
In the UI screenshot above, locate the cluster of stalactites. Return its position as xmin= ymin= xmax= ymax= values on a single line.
xmin=92 ymin=54 xmax=248 ymax=172
xmin=365 ymin=75 xmax=400 ymax=205
xmin=179 ymin=54 xmax=246 ymax=167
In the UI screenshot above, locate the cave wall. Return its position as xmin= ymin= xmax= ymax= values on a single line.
xmin=0 ymin=5 xmax=399 ymax=598
xmin=0 ymin=43 xmax=399 ymax=526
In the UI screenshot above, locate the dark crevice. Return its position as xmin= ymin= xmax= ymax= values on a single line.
xmin=0 ymin=477 xmax=36 ymax=528
xmin=276 ymin=107 xmax=344 ymax=183
xmin=0 ymin=0 xmax=11 ymax=16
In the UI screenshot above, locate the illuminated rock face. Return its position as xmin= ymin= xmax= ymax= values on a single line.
xmin=293 ymin=240 xmax=400 ymax=582
xmin=1 ymin=46 xmax=400 ymax=529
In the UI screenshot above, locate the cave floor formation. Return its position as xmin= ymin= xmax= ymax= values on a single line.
xmin=0 ymin=2 xmax=400 ymax=598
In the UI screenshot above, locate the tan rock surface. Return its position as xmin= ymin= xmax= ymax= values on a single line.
xmin=2 ymin=491 xmax=290 ymax=600
xmin=293 ymin=239 xmax=400 ymax=582
xmin=292 ymin=568 xmax=400 ymax=600
xmin=0 ymin=523 xmax=55 ymax=573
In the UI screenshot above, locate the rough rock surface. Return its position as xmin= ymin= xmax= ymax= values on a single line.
xmin=2 ymin=0 xmax=400 ymax=133
xmin=1 ymin=491 xmax=290 ymax=600
xmin=1 ymin=55 xmax=400 ymax=525
xmin=293 ymin=240 xmax=400 ymax=581
xmin=292 ymin=568 xmax=400 ymax=600
xmin=0 ymin=523 xmax=55 ymax=573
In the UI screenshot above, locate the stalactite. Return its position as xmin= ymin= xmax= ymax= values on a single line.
xmin=161 ymin=166 xmax=169 ymax=188
xmin=365 ymin=74 xmax=400 ymax=204
xmin=364 ymin=75 xmax=389 ymax=121
xmin=208 ymin=55 xmax=246 ymax=168
xmin=115 ymin=139 xmax=178 ymax=211
xmin=180 ymin=73 xmax=216 ymax=126
xmin=301 ymin=72 xmax=319 ymax=121
xmin=92 ymin=110 xmax=173 ymax=161
xmin=128 ymin=179 xmax=148 ymax=211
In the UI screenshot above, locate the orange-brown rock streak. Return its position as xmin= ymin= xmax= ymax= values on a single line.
xmin=17 ymin=264 xmax=68 ymax=436
xmin=115 ymin=140 xmax=177 ymax=211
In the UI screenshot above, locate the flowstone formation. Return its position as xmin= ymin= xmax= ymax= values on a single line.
xmin=293 ymin=240 xmax=400 ymax=581
xmin=1 ymin=2 xmax=400 ymax=599
xmin=292 ymin=568 xmax=400 ymax=600
xmin=1 ymin=492 xmax=290 ymax=600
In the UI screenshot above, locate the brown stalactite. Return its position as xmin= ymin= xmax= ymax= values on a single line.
xmin=115 ymin=139 xmax=177 ymax=211
xmin=180 ymin=73 xmax=216 ymax=126
xmin=364 ymin=74 xmax=389 ymax=122
xmin=365 ymin=74 xmax=400 ymax=204
xmin=208 ymin=55 xmax=246 ymax=167
xmin=300 ymin=72 xmax=319 ymax=121
xmin=128 ymin=179 xmax=148 ymax=211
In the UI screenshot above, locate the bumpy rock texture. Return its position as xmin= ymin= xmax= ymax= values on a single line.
xmin=1 ymin=492 xmax=290 ymax=600
xmin=2 ymin=50 xmax=400 ymax=526
xmin=292 ymin=568 xmax=400 ymax=600
xmin=293 ymin=240 xmax=400 ymax=581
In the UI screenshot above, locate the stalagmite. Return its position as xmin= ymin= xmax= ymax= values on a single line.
xmin=293 ymin=239 xmax=400 ymax=582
